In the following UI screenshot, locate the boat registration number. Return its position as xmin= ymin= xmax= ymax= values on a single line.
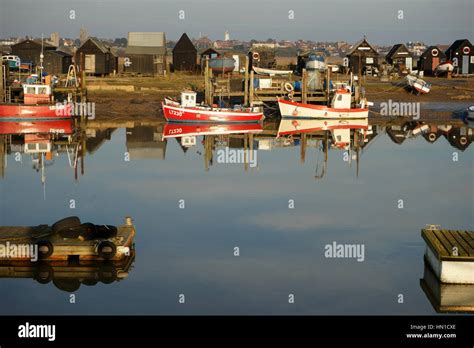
xmin=168 ymin=128 xmax=182 ymax=135
xmin=169 ymin=109 xmax=183 ymax=117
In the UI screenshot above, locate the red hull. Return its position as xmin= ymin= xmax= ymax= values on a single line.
xmin=163 ymin=123 xmax=263 ymax=138
xmin=0 ymin=103 xmax=71 ymax=119
xmin=0 ymin=120 xmax=73 ymax=135
xmin=162 ymin=103 xmax=263 ymax=123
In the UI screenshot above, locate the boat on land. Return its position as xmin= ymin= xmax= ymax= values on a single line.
xmin=278 ymin=88 xmax=370 ymax=119
xmin=253 ymin=66 xmax=292 ymax=76
xmin=208 ymin=57 xmax=235 ymax=74
xmin=162 ymin=91 xmax=264 ymax=123
xmin=162 ymin=122 xmax=263 ymax=139
xmin=405 ymin=75 xmax=431 ymax=94
xmin=435 ymin=61 xmax=454 ymax=75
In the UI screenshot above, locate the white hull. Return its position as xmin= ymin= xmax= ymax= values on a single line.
xmin=253 ymin=66 xmax=292 ymax=76
xmin=467 ymin=106 xmax=474 ymax=120
xmin=278 ymin=99 xmax=368 ymax=119
xmin=278 ymin=118 xmax=369 ymax=136
xmin=436 ymin=63 xmax=454 ymax=74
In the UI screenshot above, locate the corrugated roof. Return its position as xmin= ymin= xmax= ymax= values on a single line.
xmin=125 ymin=46 xmax=166 ymax=55
xmin=128 ymin=32 xmax=166 ymax=47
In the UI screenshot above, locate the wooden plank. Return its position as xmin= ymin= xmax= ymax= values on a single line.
xmin=422 ymin=229 xmax=449 ymax=258
xmin=434 ymin=230 xmax=457 ymax=258
xmin=446 ymin=230 xmax=470 ymax=256
xmin=458 ymin=230 xmax=474 ymax=252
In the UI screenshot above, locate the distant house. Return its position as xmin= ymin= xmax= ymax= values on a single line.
xmin=346 ymin=38 xmax=379 ymax=75
xmin=11 ymin=39 xmax=56 ymax=66
xmin=172 ymin=33 xmax=197 ymax=72
xmin=385 ymin=44 xmax=413 ymax=72
xmin=418 ymin=46 xmax=447 ymax=75
xmin=445 ymin=39 xmax=474 ymax=75
xmin=75 ymin=37 xmax=117 ymax=75
xmin=124 ymin=32 xmax=167 ymax=76
xmin=43 ymin=50 xmax=73 ymax=74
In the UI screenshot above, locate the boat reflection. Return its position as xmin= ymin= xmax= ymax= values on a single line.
xmin=421 ymin=262 xmax=474 ymax=313
xmin=0 ymin=255 xmax=135 ymax=293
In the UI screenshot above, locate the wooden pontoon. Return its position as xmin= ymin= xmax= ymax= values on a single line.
xmin=422 ymin=225 xmax=474 ymax=284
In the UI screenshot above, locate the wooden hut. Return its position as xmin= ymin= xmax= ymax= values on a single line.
xmin=75 ymin=37 xmax=117 ymax=75
xmin=42 ymin=50 xmax=72 ymax=74
xmin=445 ymin=39 xmax=474 ymax=75
xmin=346 ymin=38 xmax=379 ymax=76
xmin=172 ymin=33 xmax=197 ymax=72
xmin=10 ymin=39 xmax=56 ymax=66
xmin=124 ymin=32 xmax=167 ymax=76
xmin=385 ymin=44 xmax=413 ymax=72
xmin=418 ymin=46 xmax=447 ymax=75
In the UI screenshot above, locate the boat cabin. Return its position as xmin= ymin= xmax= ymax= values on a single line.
xmin=181 ymin=136 xmax=197 ymax=147
xmin=331 ymin=89 xmax=351 ymax=109
xmin=22 ymin=84 xmax=52 ymax=105
xmin=332 ymin=129 xmax=350 ymax=150
xmin=1 ymin=55 xmax=20 ymax=69
xmin=181 ymin=91 xmax=197 ymax=107
xmin=24 ymin=134 xmax=52 ymax=154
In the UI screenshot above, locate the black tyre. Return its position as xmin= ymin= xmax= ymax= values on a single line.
xmin=34 ymin=263 xmax=54 ymax=284
xmin=52 ymin=216 xmax=81 ymax=233
xmin=98 ymin=263 xmax=117 ymax=284
xmin=97 ymin=241 xmax=117 ymax=260
xmin=78 ymin=223 xmax=97 ymax=241
xmin=81 ymin=278 xmax=99 ymax=286
xmin=53 ymin=279 xmax=81 ymax=293
xmin=37 ymin=240 xmax=54 ymax=259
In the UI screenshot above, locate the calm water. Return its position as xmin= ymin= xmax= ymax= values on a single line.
xmin=0 ymin=119 xmax=472 ymax=315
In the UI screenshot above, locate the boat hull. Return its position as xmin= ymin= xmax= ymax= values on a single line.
xmin=278 ymin=99 xmax=368 ymax=119
xmin=163 ymin=123 xmax=263 ymax=138
xmin=0 ymin=103 xmax=71 ymax=120
xmin=162 ymin=103 xmax=264 ymax=123
xmin=277 ymin=118 xmax=369 ymax=136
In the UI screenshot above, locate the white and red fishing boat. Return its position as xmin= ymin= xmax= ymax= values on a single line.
xmin=162 ymin=91 xmax=264 ymax=123
xmin=405 ymin=75 xmax=431 ymax=94
xmin=162 ymin=122 xmax=263 ymax=139
xmin=0 ymin=83 xmax=71 ymax=120
xmin=435 ymin=61 xmax=454 ymax=75
xmin=278 ymin=88 xmax=370 ymax=119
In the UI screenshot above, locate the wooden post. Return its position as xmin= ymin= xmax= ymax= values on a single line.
xmin=326 ymin=68 xmax=331 ymax=106
xmin=204 ymin=59 xmax=209 ymax=105
xmin=244 ymin=55 xmax=249 ymax=106
xmin=302 ymin=68 xmax=307 ymax=104
xmin=300 ymin=133 xmax=306 ymax=163
xmin=0 ymin=65 xmax=4 ymax=103
xmin=208 ymin=66 xmax=214 ymax=106
xmin=249 ymin=70 xmax=254 ymax=107
xmin=244 ymin=134 xmax=248 ymax=172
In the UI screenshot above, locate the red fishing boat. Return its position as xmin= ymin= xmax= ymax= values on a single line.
xmin=162 ymin=122 xmax=263 ymax=139
xmin=162 ymin=91 xmax=264 ymax=123
xmin=0 ymin=83 xmax=71 ymax=120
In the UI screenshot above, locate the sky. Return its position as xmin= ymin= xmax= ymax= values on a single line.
xmin=0 ymin=0 xmax=473 ymax=45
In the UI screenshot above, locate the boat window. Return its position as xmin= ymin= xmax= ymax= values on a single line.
xmin=26 ymin=87 xmax=36 ymax=94
xmin=185 ymin=95 xmax=189 ymax=100
xmin=27 ymin=144 xmax=36 ymax=150
xmin=37 ymin=87 xmax=47 ymax=94
xmin=337 ymin=95 xmax=342 ymax=101
xmin=38 ymin=143 xmax=48 ymax=150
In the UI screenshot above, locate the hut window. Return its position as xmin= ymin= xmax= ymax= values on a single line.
xmin=366 ymin=57 xmax=374 ymax=64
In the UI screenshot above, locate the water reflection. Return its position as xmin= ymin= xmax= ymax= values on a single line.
xmin=0 ymin=256 xmax=135 ymax=293
xmin=0 ymin=118 xmax=472 ymax=181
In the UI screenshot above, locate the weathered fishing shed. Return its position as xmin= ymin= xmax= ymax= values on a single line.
xmin=172 ymin=33 xmax=197 ymax=72
xmin=385 ymin=44 xmax=413 ymax=72
xmin=248 ymin=48 xmax=276 ymax=69
xmin=42 ymin=50 xmax=73 ymax=74
xmin=346 ymin=38 xmax=379 ymax=76
xmin=445 ymin=39 xmax=474 ymax=75
xmin=124 ymin=32 xmax=167 ymax=76
xmin=75 ymin=37 xmax=117 ymax=75
xmin=418 ymin=46 xmax=447 ymax=75
xmin=10 ymin=39 xmax=56 ymax=65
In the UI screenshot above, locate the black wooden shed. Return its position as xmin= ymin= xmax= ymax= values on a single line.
xmin=172 ymin=33 xmax=197 ymax=72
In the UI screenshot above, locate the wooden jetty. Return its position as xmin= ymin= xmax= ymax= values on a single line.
xmin=422 ymin=225 xmax=474 ymax=284
xmin=421 ymin=262 xmax=474 ymax=313
xmin=0 ymin=216 xmax=135 ymax=262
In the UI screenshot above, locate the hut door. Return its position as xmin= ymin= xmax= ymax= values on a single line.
xmin=405 ymin=57 xmax=412 ymax=71
xmin=432 ymin=57 xmax=439 ymax=71
xmin=84 ymin=54 xmax=95 ymax=73
xmin=462 ymin=56 xmax=469 ymax=74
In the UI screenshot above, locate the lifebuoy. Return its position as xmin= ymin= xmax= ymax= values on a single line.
xmin=463 ymin=46 xmax=471 ymax=55
xmin=284 ymin=82 xmax=294 ymax=93
xmin=97 ymin=240 xmax=117 ymax=259
xmin=252 ymin=52 xmax=260 ymax=61
xmin=428 ymin=133 xmax=437 ymax=142
xmin=431 ymin=49 xmax=438 ymax=57
xmin=460 ymin=136 xmax=468 ymax=145
xmin=37 ymin=240 xmax=54 ymax=259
